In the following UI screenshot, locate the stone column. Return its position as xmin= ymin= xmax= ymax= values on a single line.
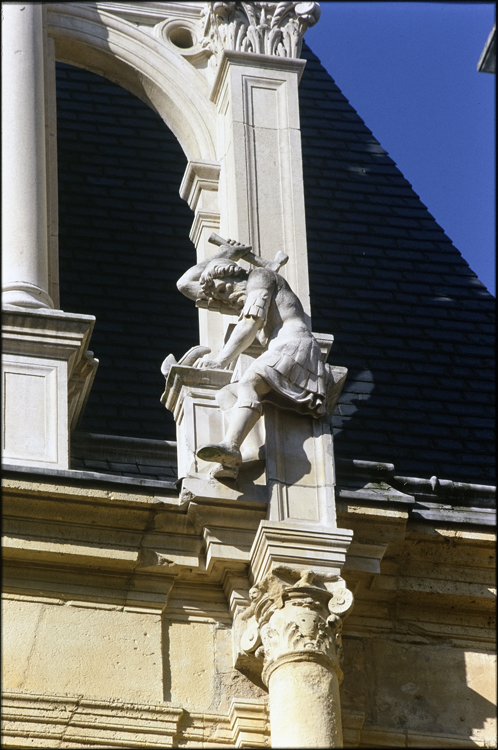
xmin=238 ymin=568 xmax=354 ymax=749
xmin=2 ymin=2 xmax=53 ymax=309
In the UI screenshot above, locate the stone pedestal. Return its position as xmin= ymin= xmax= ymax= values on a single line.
xmin=2 ymin=308 xmax=97 ymax=470
xmin=161 ymin=364 xmax=233 ymax=480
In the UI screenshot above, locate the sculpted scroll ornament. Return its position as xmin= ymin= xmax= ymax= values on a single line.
xmin=237 ymin=568 xmax=354 ymax=686
xmin=200 ymin=1 xmax=321 ymax=61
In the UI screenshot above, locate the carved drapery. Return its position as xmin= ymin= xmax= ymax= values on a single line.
xmin=200 ymin=1 xmax=321 ymax=61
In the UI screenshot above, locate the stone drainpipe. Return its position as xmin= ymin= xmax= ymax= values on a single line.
xmin=237 ymin=568 xmax=354 ymax=748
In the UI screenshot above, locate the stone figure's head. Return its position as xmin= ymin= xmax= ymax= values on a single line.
xmin=200 ymin=259 xmax=248 ymax=310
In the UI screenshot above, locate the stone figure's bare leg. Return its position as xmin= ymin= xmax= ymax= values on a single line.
xmin=197 ymin=372 xmax=271 ymax=478
xmin=225 ymin=372 xmax=271 ymax=447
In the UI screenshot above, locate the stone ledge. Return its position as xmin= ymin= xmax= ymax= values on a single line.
xmin=2 ymin=463 xmax=178 ymax=493
xmin=1 ymin=689 xmax=374 ymax=748
xmin=360 ymin=723 xmax=493 ymax=748
xmin=1 ymin=689 xmax=269 ymax=749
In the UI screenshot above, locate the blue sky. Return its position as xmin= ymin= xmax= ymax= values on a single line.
xmin=305 ymin=2 xmax=495 ymax=295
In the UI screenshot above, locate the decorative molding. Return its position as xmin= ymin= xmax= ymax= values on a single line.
xmin=94 ymin=2 xmax=205 ymax=26
xmin=68 ymin=349 xmax=99 ymax=431
xmin=180 ymin=160 xmax=221 ymax=210
xmin=200 ymin=1 xmax=321 ymax=61
xmin=47 ymin=3 xmax=217 ymax=162
xmin=1 ymin=690 xmax=184 ymax=749
xmin=189 ymin=209 xmax=222 ymax=247
xmin=1 ymin=689 xmax=270 ymax=748
xmin=250 ymin=520 xmax=354 ymax=583
xmin=229 ymin=698 xmax=271 ymax=748
xmin=3 ymin=689 xmax=488 ymax=748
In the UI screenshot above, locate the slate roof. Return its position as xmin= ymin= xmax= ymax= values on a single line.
xmin=300 ymin=44 xmax=495 ymax=486
xmin=56 ymin=50 xmax=495 ymax=489
xmin=56 ymin=62 xmax=198 ymax=443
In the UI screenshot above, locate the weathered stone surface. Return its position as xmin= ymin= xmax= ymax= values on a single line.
xmin=3 ymin=597 xmax=163 ymax=703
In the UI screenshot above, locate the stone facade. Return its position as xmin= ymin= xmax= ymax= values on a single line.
xmin=2 ymin=2 xmax=496 ymax=748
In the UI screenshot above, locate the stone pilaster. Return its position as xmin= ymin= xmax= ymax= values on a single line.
xmin=210 ymin=50 xmax=311 ymax=322
xmin=2 ymin=308 xmax=97 ymax=470
xmin=179 ymin=160 xmax=225 ymax=350
xmin=236 ymin=567 xmax=354 ymax=748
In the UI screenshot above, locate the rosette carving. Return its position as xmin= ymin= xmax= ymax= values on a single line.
xmin=236 ymin=567 xmax=353 ymax=685
xmin=200 ymin=1 xmax=321 ymax=61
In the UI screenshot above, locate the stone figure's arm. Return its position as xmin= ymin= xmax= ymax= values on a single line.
xmin=197 ymin=315 xmax=264 ymax=370
xmin=198 ymin=269 xmax=275 ymax=370
xmin=176 ymin=240 xmax=251 ymax=301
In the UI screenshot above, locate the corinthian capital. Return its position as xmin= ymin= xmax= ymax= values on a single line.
xmin=200 ymin=1 xmax=321 ymax=61
xmin=236 ymin=566 xmax=353 ymax=686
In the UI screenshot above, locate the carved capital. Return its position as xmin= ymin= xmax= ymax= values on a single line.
xmin=200 ymin=1 xmax=321 ymax=61
xmin=236 ymin=566 xmax=353 ymax=686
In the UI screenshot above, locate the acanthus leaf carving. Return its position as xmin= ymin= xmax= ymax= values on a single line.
xmin=200 ymin=1 xmax=321 ymax=63
xmin=235 ymin=568 xmax=354 ymax=686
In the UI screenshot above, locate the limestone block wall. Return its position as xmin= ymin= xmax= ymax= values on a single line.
xmin=2 ymin=472 xmax=495 ymax=748
xmin=3 ymin=597 xmax=164 ymax=704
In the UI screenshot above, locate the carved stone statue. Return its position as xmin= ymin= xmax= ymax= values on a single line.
xmin=176 ymin=234 xmax=334 ymax=479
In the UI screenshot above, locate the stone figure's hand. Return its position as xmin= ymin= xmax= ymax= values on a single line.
xmin=223 ymin=238 xmax=252 ymax=261
xmin=197 ymin=356 xmax=225 ymax=370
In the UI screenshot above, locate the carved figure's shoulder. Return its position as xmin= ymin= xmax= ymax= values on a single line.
xmin=246 ymin=267 xmax=277 ymax=292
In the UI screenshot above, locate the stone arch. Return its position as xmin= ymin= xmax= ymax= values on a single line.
xmin=47 ymin=3 xmax=217 ymax=163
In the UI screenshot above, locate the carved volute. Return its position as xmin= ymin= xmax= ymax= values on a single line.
xmin=237 ymin=567 xmax=354 ymax=687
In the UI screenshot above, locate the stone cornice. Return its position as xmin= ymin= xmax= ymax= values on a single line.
xmin=2 ymin=689 xmax=270 ymax=748
xmin=2 ymin=472 xmax=495 ymax=647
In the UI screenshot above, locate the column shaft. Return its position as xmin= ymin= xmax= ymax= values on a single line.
xmin=2 ymin=2 xmax=53 ymax=308
xmin=268 ymin=659 xmax=343 ymax=748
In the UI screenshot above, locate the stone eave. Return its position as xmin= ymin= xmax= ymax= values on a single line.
xmin=3 ymin=454 xmax=496 ymax=527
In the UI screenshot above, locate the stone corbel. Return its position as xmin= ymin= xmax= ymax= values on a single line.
xmin=68 ymin=348 xmax=99 ymax=431
xmin=234 ymin=566 xmax=354 ymax=747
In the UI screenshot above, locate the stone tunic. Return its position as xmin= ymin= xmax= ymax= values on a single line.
xmin=236 ymin=268 xmax=329 ymax=417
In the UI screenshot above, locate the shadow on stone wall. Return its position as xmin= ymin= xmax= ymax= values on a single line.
xmin=341 ymin=638 xmax=495 ymax=743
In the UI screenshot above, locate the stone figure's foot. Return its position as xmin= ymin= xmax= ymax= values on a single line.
xmin=197 ymin=442 xmax=242 ymax=478
xmin=209 ymin=462 xmax=239 ymax=480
